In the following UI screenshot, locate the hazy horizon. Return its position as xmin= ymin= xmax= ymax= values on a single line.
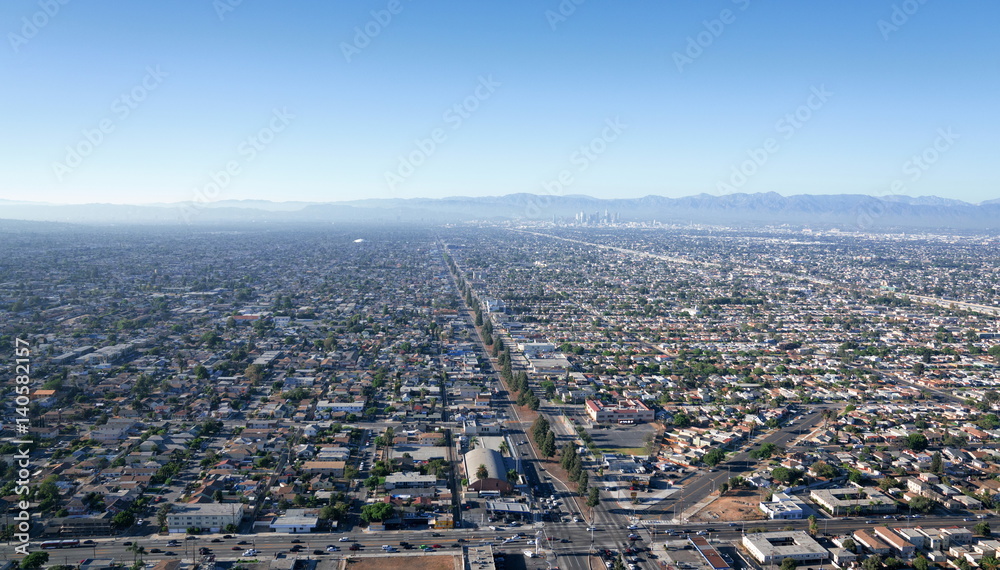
xmin=3 ymin=1 xmax=998 ymax=205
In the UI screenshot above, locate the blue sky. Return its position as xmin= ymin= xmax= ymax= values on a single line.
xmin=1 ymin=0 xmax=997 ymax=205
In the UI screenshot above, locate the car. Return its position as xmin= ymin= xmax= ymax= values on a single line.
xmin=150 ymin=548 xmax=163 ymax=554
xmin=238 ymin=541 xmax=249 ymax=545
xmin=291 ymin=539 xmax=303 ymax=544
xmin=561 ymin=539 xmax=571 ymax=543
xmin=964 ymin=518 xmax=973 ymax=522
xmin=123 ymin=542 xmax=133 ymax=546
xmin=695 ymin=531 xmax=707 ymax=536
xmin=431 ymin=532 xmax=442 ymax=537
xmin=232 ymin=546 xmax=241 ymax=551
xmin=339 ymin=536 xmax=351 ymax=542
xmin=83 ymin=540 xmax=95 ymax=545
xmin=587 ymin=527 xmax=597 ymax=532
xmin=313 ymin=550 xmax=325 ymax=555
xmin=327 ymin=546 xmax=340 ymax=552
xmin=164 ymin=552 xmax=177 ymax=556
xmin=349 ymin=544 xmax=361 ymax=551
xmin=224 ymin=535 xmax=234 ymax=539
xmin=211 ymin=538 xmax=222 ymax=543
xmin=627 ymin=524 xmax=640 ymax=530
xmin=186 ymin=536 xmax=198 ymax=540
xmin=705 ymin=527 xmax=716 ymax=532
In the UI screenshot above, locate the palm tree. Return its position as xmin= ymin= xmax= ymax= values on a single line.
xmin=127 ymin=543 xmax=145 ymax=566
xmin=476 ymin=464 xmax=489 ymax=480
xmin=499 ymin=440 xmax=510 ymax=456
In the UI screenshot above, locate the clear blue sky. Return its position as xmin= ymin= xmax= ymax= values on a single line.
xmin=2 ymin=0 xmax=997 ymax=205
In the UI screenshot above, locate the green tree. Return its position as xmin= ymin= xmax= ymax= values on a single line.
xmin=20 ymin=552 xmax=49 ymax=570
xmin=587 ymin=487 xmax=600 ymax=507
xmin=930 ymin=451 xmax=943 ymax=473
xmin=862 ymin=554 xmax=883 ymax=570
xmin=541 ymin=431 xmax=557 ymax=457
xmin=703 ymin=448 xmax=725 ymax=467
xmin=974 ymin=521 xmax=992 ymax=536
xmin=672 ymin=412 xmax=691 ymax=428
xmin=360 ymin=502 xmax=394 ymax=523
xmin=112 ymin=511 xmax=136 ymax=530
xmin=750 ymin=442 xmax=779 ymax=460
xmin=913 ymin=556 xmax=929 ymax=570
xmin=908 ymin=496 xmax=937 ymax=513
xmin=780 ymin=558 xmax=798 ymax=570
xmin=476 ymin=464 xmax=489 ymax=480
xmin=841 ymin=538 xmax=856 ymax=553
xmin=906 ymin=432 xmax=929 ymax=452
xmin=156 ymin=503 xmax=172 ymax=531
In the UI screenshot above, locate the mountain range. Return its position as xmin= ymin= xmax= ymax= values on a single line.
xmin=1 ymin=192 xmax=999 ymax=230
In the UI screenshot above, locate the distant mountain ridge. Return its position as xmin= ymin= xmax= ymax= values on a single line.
xmin=1 ymin=192 xmax=999 ymax=230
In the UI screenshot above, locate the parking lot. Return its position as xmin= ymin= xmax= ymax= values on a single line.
xmin=587 ymin=423 xmax=657 ymax=453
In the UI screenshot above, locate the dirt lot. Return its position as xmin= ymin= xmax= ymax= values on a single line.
xmin=690 ymin=490 xmax=768 ymax=522
xmin=346 ymin=554 xmax=458 ymax=570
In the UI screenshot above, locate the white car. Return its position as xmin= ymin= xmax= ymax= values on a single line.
xmin=586 ymin=527 xmax=597 ymax=532
xmin=524 ymin=551 xmax=536 ymax=558
xmin=242 ymin=549 xmax=258 ymax=556
xmin=627 ymin=524 xmax=640 ymax=530
xmin=339 ymin=537 xmax=351 ymax=542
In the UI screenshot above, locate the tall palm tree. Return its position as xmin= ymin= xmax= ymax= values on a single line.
xmin=499 ymin=440 xmax=510 ymax=456
xmin=476 ymin=464 xmax=489 ymax=480
xmin=127 ymin=543 xmax=145 ymax=566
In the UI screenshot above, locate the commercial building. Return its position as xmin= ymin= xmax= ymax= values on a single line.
xmin=810 ymin=486 xmax=896 ymax=516
xmin=585 ymin=399 xmax=655 ymax=424
xmin=759 ymin=492 xmax=806 ymax=520
xmin=464 ymin=445 xmax=514 ymax=495
xmin=166 ymin=503 xmax=244 ymax=533
xmin=742 ymin=531 xmax=829 ymax=565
